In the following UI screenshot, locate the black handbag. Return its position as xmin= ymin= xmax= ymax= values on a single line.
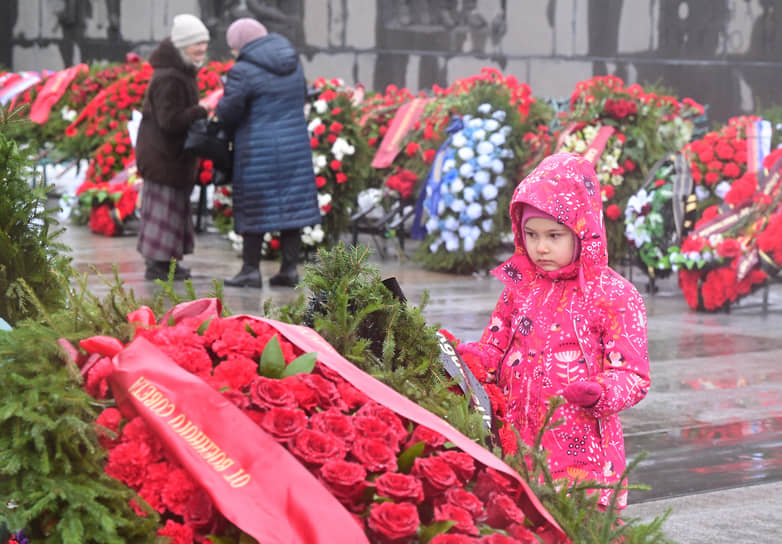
xmin=184 ymin=117 xmax=233 ymax=173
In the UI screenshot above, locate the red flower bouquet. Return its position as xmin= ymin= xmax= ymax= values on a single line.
xmin=70 ymin=299 xmax=565 ymax=543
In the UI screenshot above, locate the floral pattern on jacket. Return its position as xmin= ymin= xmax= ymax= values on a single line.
xmin=467 ymin=153 xmax=650 ymax=508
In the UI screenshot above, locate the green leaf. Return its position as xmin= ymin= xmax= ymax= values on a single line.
xmin=397 ymin=441 xmax=425 ymax=474
xmin=281 ymin=352 xmax=317 ymax=378
xmin=418 ymin=520 xmax=457 ymax=544
xmin=197 ymin=317 xmax=213 ymax=335
xmin=259 ymin=334 xmax=285 ymax=378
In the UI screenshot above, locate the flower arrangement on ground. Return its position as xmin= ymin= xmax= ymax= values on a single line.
xmin=409 ymin=68 xmax=553 ymax=274
xmin=307 ymin=77 xmax=372 ymax=246
xmin=561 ymin=75 xmax=705 ymax=262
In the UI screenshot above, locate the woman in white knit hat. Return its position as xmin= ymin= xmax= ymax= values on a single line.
xmin=135 ymin=14 xmax=210 ymax=281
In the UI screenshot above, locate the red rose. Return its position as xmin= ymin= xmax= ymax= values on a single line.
xmin=367 ymin=502 xmax=420 ymax=543
xmin=374 ymin=472 xmax=424 ymax=503
xmin=405 ymin=141 xmax=420 ymax=156
xmin=319 ymin=459 xmax=367 ymax=504
xmin=476 ymin=534 xmax=520 ymax=543
xmin=329 ymin=121 xmax=343 ymax=133
xmin=351 ymin=436 xmax=398 ymax=472
xmin=406 ymin=425 xmax=447 ymax=454
xmin=330 ymin=159 xmax=342 ymax=171
xmin=248 ymin=376 xmax=297 ymax=410
xmin=259 ymin=406 xmax=308 ymax=441
xmin=434 ymin=503 xmax=479 ymax=536
xmin=437 ymin=450 xmax=476 ymax=482
xmin=313 ymin=124 xmax=326 ymax=135
xmin=601 ymin=184 xmax=615 ymax=199
xmin=327 ymin=133 xmax=337 ymax=144
xmin=353 ymin=415 xmax=398 ymax=450
xmin=315 ymin=175 xmax=327 ymax=188
xmin=484 ymin=492 xmax=526 ymax=529
xmin=356 ymin=402 xmax=409 ymax=443
xmin=310 ymin=137 xmax=319 ymax=148
xmin=411 ymin=456 xmax=460 ymax=497
xmin=443 ymin=487 xmax=484 ymax=518
xmin=473 ymin=468 xmax=518 ymax=502
xmin=337 ymin=381 xmax=370 ymax=410
xmin=507 ymin=523 xmax=540 ymax=543
xmin=622 ymin=159 xmax=635 ymax=172
xmin=336 ymin=172 xmax=348 ymax=184
xmin=183 ymin=489 xmax=223 ymax=537
xmin=310 ymin=408 xmax=356 ymax=445
xmin=605 ymin=204 xmax=621 ymax=221
xmin=289 ymin=428 xmax=346 ymax=467
xmin=430 ymin=534 xmax=474 ymax=543
xmin=221 ymin=388 xmax=250 ymax=410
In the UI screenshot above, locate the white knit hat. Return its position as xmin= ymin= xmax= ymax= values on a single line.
xmin=170 ymin=14 xmax=210 ymax=48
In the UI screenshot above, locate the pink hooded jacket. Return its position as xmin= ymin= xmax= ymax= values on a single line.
xmin=469 ymin=153 xmax=650 ymax=508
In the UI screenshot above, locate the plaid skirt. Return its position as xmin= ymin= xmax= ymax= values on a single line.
xmin=137 ymin=180 xmax=194 ymax=261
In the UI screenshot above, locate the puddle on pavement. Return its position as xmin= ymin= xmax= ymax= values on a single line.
xmin=649 ymin=333 xmax=782 ymax=359
xmin=627 ymin=415 xmax=782 ymax=502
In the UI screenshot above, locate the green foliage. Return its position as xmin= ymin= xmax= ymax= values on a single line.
xmin=267 ymin=243 xmax=490 ymax=441
xmin=0 ymin=109 xmax=72 ymax=325
xmin=502 ymin=397 xmax=675 ymax=543
xmin=0 ymin=289 xmax=159 ymax=542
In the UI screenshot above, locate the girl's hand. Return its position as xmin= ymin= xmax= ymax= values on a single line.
xmin=563 ymin=381 xmax=602 ymax=407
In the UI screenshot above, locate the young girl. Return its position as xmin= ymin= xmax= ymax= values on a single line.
xmin=458 ymin=152 xmax=650 ymax=508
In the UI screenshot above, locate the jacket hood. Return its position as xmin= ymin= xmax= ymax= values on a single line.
xmin=495 ymin=152 xmax=608 ymax=286
xmin=238 ymin=33 xmax=298 ymax=75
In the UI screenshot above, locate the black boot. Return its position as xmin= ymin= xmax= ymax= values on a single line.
xmin=269 ymin=229 xmax=300 ymax=287
xmin=225 ymin=234 xmax=262 ymax=287
xmin=145 ymin=259 xmax=191 ymax=281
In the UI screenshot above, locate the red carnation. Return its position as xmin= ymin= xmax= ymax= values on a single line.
xmin=313 ymin=124 xmax=326 ymax=135
xmin=329 ymin=121 xmax=343 ymax=133
xmin=601 ymin=185 xmax=615 ymax=199
xmin=310 ymin=137 xmax=319 ymax=148
xmin=605 ymin=204 xmax=622 ymax=221
xmin=156 ymin=520 xmax=194 ymax=544
xmin=105 ymin=441 xmax=153 ymax=488
xmin=336 ymin=172 xmax=348 ymax=184
xmin=211 ymin=354 xmax=258 ymax=390
xmin=330 ymin=159 xmax=342 ymax=171
xmin=405 ymin=141 xmax=420 ymax=156
xmin=315 ymin=176 xmax=327 ymax=188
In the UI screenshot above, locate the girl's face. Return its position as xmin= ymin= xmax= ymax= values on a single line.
xmin=182 ymin=41 xmax=209 ymax=66
xmin=523 ymin=217 xmax=576 ymax=271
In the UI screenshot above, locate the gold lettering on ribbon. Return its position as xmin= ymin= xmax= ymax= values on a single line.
xmin=126 ymin=376 xmax=250 ymax=487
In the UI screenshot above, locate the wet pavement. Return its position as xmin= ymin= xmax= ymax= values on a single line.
xmin=58 ymin=216 xmax=782 ymax=541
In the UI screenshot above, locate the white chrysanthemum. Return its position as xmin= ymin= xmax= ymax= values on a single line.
xmin=357 ymin=188 xmax=383 ymax=215
xmin=500 ymin=125 xmax=511 ymax=135
xmin=307 ymin=117 xmax=323 ymax=133
xmin=474 ymin=170 xmax=490 ymax=185
xmin=450 ymin=198 xmax=466 ymax=213
xmin=625 ymin=218 xmax=651 ymax=248
xmin=583 ymin=125 xmax=598 ymax=140
xmin=476 ymin=140 xmax=494 ymax=155
xmin=477 ymin=103 xmax=493 ymax=114
xmin=443 ymin=231 xmax=460 ymax=251
xmin=468 ymin=117 xmax=484 ymax=129
xmin=60 ymin=106 xmax=77 ymax=122
xmin=466 ymin=202 xmax=483 ymax=220
xmin=313 ymin=100 xmax=328 ymax=114
xmin=459 ymin=162 xmax=474 ymax=178
xmin=481 ymin=218 xmax=493 ymax=232
xmin=492 ymin=110 xmax=507 ymax=122
xmin=484 ymin=201 xmax=498 ymax=215
xmin=318 ymin=193 xmax=331 ymax=215
xmin=477 ymin=154 xmax=492 ymax=168
xmin=443 ymin=158 xmax=456 ymax=172
xmin=443 ymin=216 xmax=459 ymax=231
xmin=463 ymin=235 xmax=476 ymax=252
xmin=330 ymin=137 xmax=355 ymax=161
xmin=452 ymin=132 xmax=467 ymax=148
xmin=450 ymin=177 xmax=464 ymax=193
xmin=482 ymin=184 xmax=498 ymax=200
xmin=463 ymin=187 xmax=477 ymax=202
xmin=426 ymin=217 xmax=440 ymax=233
xmin=495 ymin=176 xmax=507 ymax=188
xmin=437 ymin=200 xmax=446 ymax=215
xmin=714 ymin=180 xmax=732 ymax=200
xmin=457 ymin=147 xmax=475 ymax=161
xmin=695 ymin=185 xmax=710 ymax=201
xmin=489 ymin=132 xmax=506 ymax=146
xmin=491 ymin=159 xmax=504 ymax=174
xmin=472 ymin=129 xmax=487 ymax=141
xmin=484 ymin=119 xmax=500 ymax=132
xmin=309 ymin=224 xmax=325 ymax=243
xmin=430 ymin=239 xmax=443 ymax=252
xmin=573 ymin=140 xmax=587 ymax=153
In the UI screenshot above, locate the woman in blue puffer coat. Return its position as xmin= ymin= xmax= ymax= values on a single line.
xmin=216 ymin=18 xmax=320 ymax=288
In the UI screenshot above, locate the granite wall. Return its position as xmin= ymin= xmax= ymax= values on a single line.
xmin=2 ymin=0 xmax=782 ymax=123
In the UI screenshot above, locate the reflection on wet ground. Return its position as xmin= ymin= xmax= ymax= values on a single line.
xmin=60 ymin=225 xmax=782 ymax=506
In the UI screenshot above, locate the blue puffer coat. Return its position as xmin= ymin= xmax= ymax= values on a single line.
xmin=216 ymin=33 xmax=320 ymax=234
